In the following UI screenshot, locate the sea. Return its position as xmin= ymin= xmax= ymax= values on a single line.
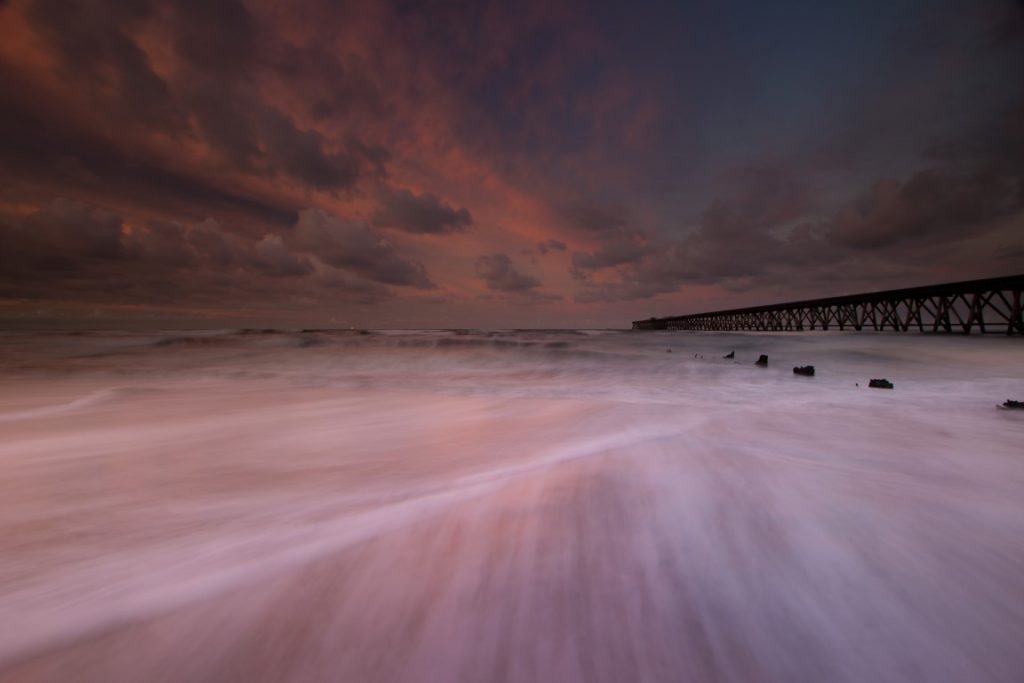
xmin=1 ymin=328 xmax=1022 ymax=682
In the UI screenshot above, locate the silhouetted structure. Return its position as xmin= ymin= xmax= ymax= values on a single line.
xmin=632 ymin=274 xmax=1024 ymax=335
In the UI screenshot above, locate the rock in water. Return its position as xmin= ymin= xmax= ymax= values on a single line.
xmin=869 ymin=378 xmax=894 ymax=389
xmin=724 ymin=351 xmax=735 ymax=359
xmin=755 ymin=354 xmax=768 ymax=367
xmin=793 ymin=365 xmax=815 ymax=376
xmin=1002 ymin=399 xmax=1023 ymax=409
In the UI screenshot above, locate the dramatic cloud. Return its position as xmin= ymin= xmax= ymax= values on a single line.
xmin=0 ymin=200 xmax=400 ymax=314
xmin=536 ymin=238 xmax=567 ymax=255
xmin=25 ymin=0 xmax=182 ymax=129
xmin=561 ymin=197 xmax=652 ymax=276
xmin=0 ymin=0 xmax=1021 ymax=326
xmin=573 ymin=155 xmax=1024 ymax=303
xmin=250 ymin=234 xmax=313 ymax=277
xmin=23 ymin=198 xmax=126 ymax=261
xmin=475 ymin=253 xmax=542 ymax=292
xmin=17 ymin=0 xmax=388 ymax=194
xmin=372 ymin=188 xmax=473 ymax=235
xmin=184 ymin=219 xmax=251 ymax=267
xmin=124 ymin=220 xmax=197 ymax=269
xmin=258 ymin=110 xmax=384 ymax=190
xmin=571 ymin=242 xmax=648 ymax=271
xmin=561 ymin=202 xmax=632 ymax=236
xmin=828 ymin=168 xmax=1023 ymax=249
xmin=292 ymin=209 xmax=434 ymax=288
xmin=182 ymin=83 xmax=388 ymax=192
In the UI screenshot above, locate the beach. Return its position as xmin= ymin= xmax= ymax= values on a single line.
xmin=1 ymin=329 xmax=1023 ymax=682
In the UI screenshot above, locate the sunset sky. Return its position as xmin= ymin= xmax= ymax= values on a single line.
xmin=1 ymin=0 xmax=1022 ymax=328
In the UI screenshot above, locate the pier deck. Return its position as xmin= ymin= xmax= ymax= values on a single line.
xmin=632 ymin=274 xmax=1024 ymax=334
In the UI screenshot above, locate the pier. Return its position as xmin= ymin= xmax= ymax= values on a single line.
xmin=632 ymin=274 xmax=1024 ymax=334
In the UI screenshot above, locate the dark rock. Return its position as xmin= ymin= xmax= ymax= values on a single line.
xmin=724 ymin=351 xmax=734 ymax=359
xmin=1002 ymin=399 xmax=1023 ymax=409
xmin=755 ymin=354 xmax=768 ymax=367
xmin=868 ymin=378 xmax=894 ymax=389
xmin=793 ymin=365 xmax=815 ymax=376
xmin=666 ymin=348 xmax=672 ymax=353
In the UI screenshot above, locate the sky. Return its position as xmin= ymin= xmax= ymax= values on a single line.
xmin=0 ymin=0 xmax=1022 ymax=329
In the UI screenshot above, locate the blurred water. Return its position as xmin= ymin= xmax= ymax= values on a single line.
xmin=0 ymin=329 xmax=1022 ymax=682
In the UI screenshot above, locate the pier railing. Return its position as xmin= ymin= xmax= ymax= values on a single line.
xmin=632 ymin=274 xmax=1024 ymax=335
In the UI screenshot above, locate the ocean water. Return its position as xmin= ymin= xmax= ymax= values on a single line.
xmin=0 ymin=328 xmax=1022 ymax=682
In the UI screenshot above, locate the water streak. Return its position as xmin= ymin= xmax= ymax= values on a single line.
xmin=1 ymin=330 xmax=1022 ymax=681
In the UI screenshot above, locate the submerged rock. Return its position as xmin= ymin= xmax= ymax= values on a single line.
xmin=724 ymin=351 xmax=735 ymax=359
xmin=869 ymin=378 xmax=894 ymax=389
xmin=793 ymin=365 xmax=815 ymax=376
xmin=755 ymin=354 xmax=768 ymax=367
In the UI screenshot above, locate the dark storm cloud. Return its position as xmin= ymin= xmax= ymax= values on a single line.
xmin=372 ymin=188 xmax=473 ymax=235
xmin=184 ymin=219 xmax=250 ymax=267
xmin=250 ymin=234 xmax=314 ymax=277
xmin=561 ymin=202 xmax=631 ymax=235
xmin=124 ymin=220 xmax=197 ymax=268
xmin=819 ymin=95 xmax=1024 ymax=257
xmin=292 ymin=209 xmax=434 ymax=288
xmin=183 ymin=82 xmax=262 ymax=170
xmin=536 ymin=238 xmax=567 ymax=255
xmin=665 ymin=178 xmax=814 ymax=281
xmin=271 ymin=42 xmax=392 ymax=123
xmin=172 ymin=0 xmax=256 ymax=76
xmin=475 ymin=253 xmax=542 ymax=292
xmin=0 ymin=83 xmax=298 ymax=227
xmin=25 ymin=0 xmax=184 ymax=130
xmin=568 ymin=165 xmax=813 ymax=300
xmin=0 ymin=200 xmax=401 ymax=311
xmin=2 ymin=200 xmax=318 ymax=281
xmin=168 ymin=0 xmax=390 ymax=191
xmin=24 ymin=199 xmax=126 ymax=261
xmin=572 ymin=280 xmax=672 ymax=304
xmin=180 ymin=83 xmax=388 ymax=192
xmin=259 ymin=109 xmax=378 ymax=190
xmin=14 ymin=0 xmax=389 ymax=196
xmin=311 ymin=266 xmax=393 ymax=303
xmin=827 ymin=168 xmax=1022 ymax=249
xmin=2 ymin=0 xmax=1023 ymax=325
xmin=0 ymin=201 xmax=121 ymax=287
xmin=560 ymin=197 xmax=650 ymax=273
xmin=573 ymin=152 xmax=1024 ymax=304
xmin=566 ymin=165 xmax=831 ymax=301
xmin=570 ymin=242 xmax=648 ymax=270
